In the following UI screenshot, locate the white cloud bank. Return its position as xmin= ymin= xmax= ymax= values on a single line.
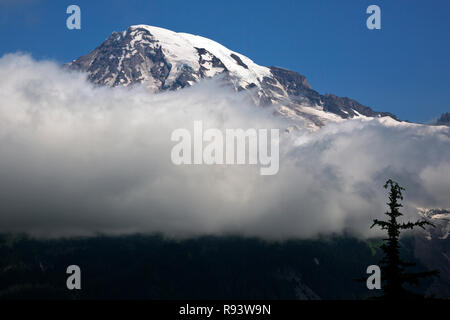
xmin=0 ymin=53 xmax=449 ymax=239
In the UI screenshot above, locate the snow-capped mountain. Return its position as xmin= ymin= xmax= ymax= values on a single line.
xmin=67 ymin=25 xmax=397 ymax=129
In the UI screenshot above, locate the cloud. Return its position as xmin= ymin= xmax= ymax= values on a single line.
xmin=0 ymin=53 xmax=449 ymax=239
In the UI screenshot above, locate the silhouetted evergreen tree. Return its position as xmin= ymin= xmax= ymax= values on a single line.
xmin=371 ymin=179 xmax=439 ymax=299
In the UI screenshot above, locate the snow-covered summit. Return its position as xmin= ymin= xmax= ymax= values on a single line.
xmin=67 ymin=24 xmax=398 ymax=129
xmin=132 ymin=25 xmax=271 ymax=86
xmin=67 ymin=25 xmax=271 ymax=91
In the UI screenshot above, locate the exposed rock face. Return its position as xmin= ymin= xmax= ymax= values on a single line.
xmin=436 ymin=113 xmax=450 ymax=126
xmin=67 ymin=25 xmax=398 ymax=129
xmin=323 ymin=94 xmax=397 ymax=119
xmin=267 ymin=66 xmax=321 ymax=106
xmin=414 ymin=208 xmax=450 ymax=298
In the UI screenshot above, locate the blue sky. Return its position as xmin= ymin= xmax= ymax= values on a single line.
xmin=0 ymin=0 xmax=449 ymax=123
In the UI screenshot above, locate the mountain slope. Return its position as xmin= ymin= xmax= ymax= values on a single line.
xmin=436 ymin=113 xmax=450 ymax=126
xmin=415 ymin=208 xmax=450 ymax=297
xmin=67 ymin=25 xmax=398 ymax=129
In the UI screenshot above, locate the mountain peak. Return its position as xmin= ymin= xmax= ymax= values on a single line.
xmin=436 ymin=112 xmax=450 ymax=126
xmin=68 ymin=24 xmax=270 ymax=91
xmin=67 ymin=25 xmax=398 ymax=129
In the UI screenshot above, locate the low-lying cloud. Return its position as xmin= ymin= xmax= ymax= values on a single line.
xmin=0 ymin=53 xmax=449 ymax=239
